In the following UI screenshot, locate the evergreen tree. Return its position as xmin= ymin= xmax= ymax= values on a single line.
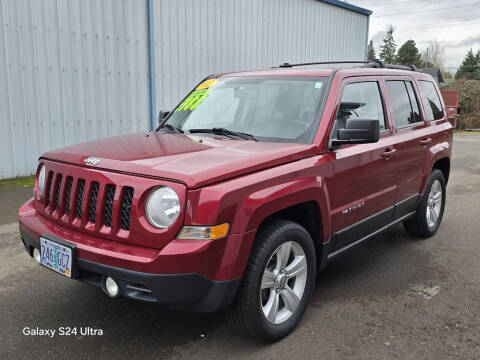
xmin=379 ymin=27 xmax=396 ymax=64
xmin=367 ymin=40 xmax=376 ymax=61
xmin=396 ymin=40 xmax=422 ymax=67
xmin=456 ymin=49 xmax=480 ymax=80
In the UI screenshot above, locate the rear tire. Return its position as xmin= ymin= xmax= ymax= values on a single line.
xmin=225 ymin=219 xmax=316 ymax=341
xmin=404 ymin=169 xmax=446 ymax=238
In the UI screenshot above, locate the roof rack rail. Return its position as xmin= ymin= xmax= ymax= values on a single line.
xmin=275 ymin=59 xmax=418 ymax=72
xmin=365 ymin=59 xmax=417 ymax=71
xmin=276 ymin=61 xmax=369 ymax=68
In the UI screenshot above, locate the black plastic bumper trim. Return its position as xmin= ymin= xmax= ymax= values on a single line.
xmin=20 ymin=230 xmax=240 ymax=312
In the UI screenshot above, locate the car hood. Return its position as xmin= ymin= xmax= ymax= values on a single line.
xmin=42 ymin=132 xmax=318 ymax=188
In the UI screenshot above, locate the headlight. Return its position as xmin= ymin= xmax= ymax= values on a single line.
xmin=37 ymin=164 xmax=46 ymax=198
xmin=145 ymin=187 xmax=180 ymax=229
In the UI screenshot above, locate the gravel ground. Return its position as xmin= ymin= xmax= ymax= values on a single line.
xmin=0 ymin=133 xmax=479 ymax=360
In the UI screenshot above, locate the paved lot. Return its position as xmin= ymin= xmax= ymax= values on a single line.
xmin=1 ymin=134 xmax=479 ymax=360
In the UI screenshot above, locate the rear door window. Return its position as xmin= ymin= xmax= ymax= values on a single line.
xmin=418 ymin=81 xmax=444 ymax=121
xmin=405 ymin=82 xmax=422 ymax=123
xmin=386 ymin=80 xmax=423 ymax=128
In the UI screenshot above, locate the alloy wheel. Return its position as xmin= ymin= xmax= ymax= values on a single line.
xmin=260 ymin=241 xmax=308 ymax=325
xmin=426 ymin=179 xmax=443 ymax=229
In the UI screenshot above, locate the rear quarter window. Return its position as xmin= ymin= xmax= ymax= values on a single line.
xmin=418 ymin=81 xmax=444 ymax=121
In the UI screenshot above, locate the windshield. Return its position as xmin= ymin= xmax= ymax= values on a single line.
xmin=163 ymin=76 xmax=328 ymax=143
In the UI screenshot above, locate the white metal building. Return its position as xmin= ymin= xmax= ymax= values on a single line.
xmin=0 ymin=0 xmax=371 ymax=179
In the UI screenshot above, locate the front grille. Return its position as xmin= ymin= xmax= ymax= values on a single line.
xmin=76 ymin=179 xmax=85 ymax=219
xmin=54 ymin=174 xmax=63 ymax=210
xmin=42 ymin=169 xmax=137 ymax=236
xmin=103 ymin=184 xmax=116 ymax=227
xmin=44 ymin=171 xmax=54 ymax=207
xmin=64 ymin=177 xmax=73 ymax=215
xmin=89 ymin=182 xmax=100 ymax=223
xmin=120 ymin=187 xmax=134 ymax=231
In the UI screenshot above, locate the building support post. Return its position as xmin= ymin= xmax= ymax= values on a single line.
xmin=147 ymin=0 xmax=156 ymax=130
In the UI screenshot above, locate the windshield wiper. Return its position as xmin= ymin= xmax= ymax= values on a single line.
xmin=188 ymin=128 xmax=258 ymax=141
xmin=158 ymin=123 xmax=184 ymax=134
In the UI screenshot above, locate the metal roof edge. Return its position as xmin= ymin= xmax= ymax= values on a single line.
xmin=321 ymin=0 xmax=373 ymax=16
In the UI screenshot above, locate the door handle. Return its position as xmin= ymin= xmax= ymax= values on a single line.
xmin=381 ymin=148 xmax=397 ymax=160
xmin=420 ymin=137 xmax=432 ymax=146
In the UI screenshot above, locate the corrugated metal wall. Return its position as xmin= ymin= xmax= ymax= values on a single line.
xmin=0 ymin=0 xmax=368 ymax=179
xmin=153 ymin=0 xmax=368 ymax=111
xmin=0 ymin=0 xmax=150 ymax=179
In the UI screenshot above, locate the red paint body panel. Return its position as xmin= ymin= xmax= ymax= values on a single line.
xmin=42 ymin=132 xmax=318 ymax=189
xmin=19 ymin=67 xmax=453 ymax=293
xmin=19 ymin=198 xmax=256 ymax=281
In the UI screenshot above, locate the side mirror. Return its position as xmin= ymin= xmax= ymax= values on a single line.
xmin=332 ymin=118 xmax=380 ymax=148
xmin=158 ymin=110 xmax=170 ymax=124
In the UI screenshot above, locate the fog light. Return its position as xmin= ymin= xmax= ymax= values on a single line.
xmin=105 ymin=276 xmax=119 ymax=298
xmin=33 ymin=248 xmax=41 ymax=264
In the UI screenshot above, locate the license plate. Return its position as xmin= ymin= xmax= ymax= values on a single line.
xmin=40 ymin=237 xmax=73 ymax=278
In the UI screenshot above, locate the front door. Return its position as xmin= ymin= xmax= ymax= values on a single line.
xmin=325 ymin=78 xmax=398 ymax=254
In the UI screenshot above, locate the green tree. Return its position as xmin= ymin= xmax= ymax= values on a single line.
xmin=367 ymin=40 xmax=376 ymax=61
xmin=379 ymin=27 xmax=396 ymax=64
xmin=456 ymin=49 xmax=480 ymax=80
xmin=396 ymin=40 xmax=422 ymax=67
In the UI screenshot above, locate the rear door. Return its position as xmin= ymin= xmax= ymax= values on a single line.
xmin=384 ymin=77 xmax=429 ymax=217
xmin=326 ymin=77 xmax=398 ymax=254
xmin=418 ymin=79 xmax=449 ymax=146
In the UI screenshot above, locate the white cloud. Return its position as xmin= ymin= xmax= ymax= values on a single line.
xmin=351 ymin=0 xmax=480 ymax=71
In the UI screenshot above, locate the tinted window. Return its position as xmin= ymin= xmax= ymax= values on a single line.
xmin=419 ymin=81 xmax=444 ymax=121
xmin=386 ymin=81 xmax=423 ymax=128
xmin=405 ymin=82 xmax=422 ymax=123
xmin=333 ymin=81 xmax=386 ymax=135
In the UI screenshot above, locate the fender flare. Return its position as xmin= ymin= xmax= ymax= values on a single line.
xmin=237 ymin=176 xmax=332 ymax=243
xmin=420 ymin=141 xmax=451 ymax=195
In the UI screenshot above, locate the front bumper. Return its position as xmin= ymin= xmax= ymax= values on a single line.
xmin=21 ymin=231 xmax=239 ymax=311
xmin=19 ymin=199 xmax=256 ymax=312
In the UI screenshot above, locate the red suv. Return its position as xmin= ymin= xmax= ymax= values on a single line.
xmin=19 ymin=61 xmax=452 ymax=341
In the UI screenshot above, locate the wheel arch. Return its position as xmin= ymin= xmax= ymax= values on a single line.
xmin=255 ymin=201 xmax=328 ymax=270
xmin=432 ymin=157 xmax=450 ymax=184
xmin=421 ymin=139 xmax=452 ymax=195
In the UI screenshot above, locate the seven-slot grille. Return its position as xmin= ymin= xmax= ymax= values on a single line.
xmin=43 ymin=171 xmax=134 ymax=231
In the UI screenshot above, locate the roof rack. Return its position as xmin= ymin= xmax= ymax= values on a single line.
xmin=275 ymin=59 xmax=418 ymax=72
xmin=277 ymin=60 xmax=369 ymax=68
xmin=365 ymin=59 xmax=417 ymax=71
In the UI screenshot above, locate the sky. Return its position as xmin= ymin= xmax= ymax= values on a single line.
xmin=349 ymin=0 xmax=480 ymax=72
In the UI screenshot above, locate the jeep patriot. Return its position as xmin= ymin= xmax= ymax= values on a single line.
xmin=19 ymin=61 xmax=452 ymax=340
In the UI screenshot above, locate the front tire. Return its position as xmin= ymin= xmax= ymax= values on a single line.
xmin=226 ymin=220 xmax=316 ymax=341
xmin=404 ymin=169 xmax=446 ymax=237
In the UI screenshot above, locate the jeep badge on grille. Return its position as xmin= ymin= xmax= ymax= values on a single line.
xmin=84 ymin=157 xmax=101 ymax=166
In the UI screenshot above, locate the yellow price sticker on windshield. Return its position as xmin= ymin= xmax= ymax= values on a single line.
xmin=196 ymin=79 xmax=217 ymax=90
xmin=174 ymin=79 xmax=217 ymax=113
xmin=174 ymin=89 xmax=209 ymax=112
